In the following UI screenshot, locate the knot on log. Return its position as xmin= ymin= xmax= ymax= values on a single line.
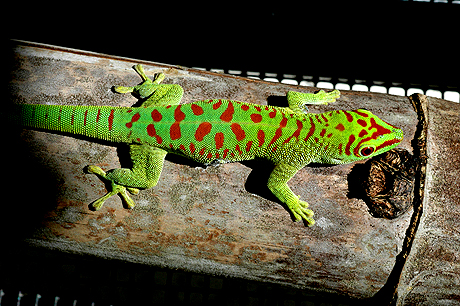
xmin=348 ymin=148 xmax=416 ymax=219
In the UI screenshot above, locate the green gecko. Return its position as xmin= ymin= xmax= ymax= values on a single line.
xmin=14 ymin=64 xmax=403 ymax=226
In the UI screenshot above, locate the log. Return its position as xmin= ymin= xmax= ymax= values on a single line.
xmin=3 ymin=40 xmax=459 ymax=304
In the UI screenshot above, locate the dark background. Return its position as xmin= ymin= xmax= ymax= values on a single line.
xmin=8 ymin=1 xmax=460 ymax=90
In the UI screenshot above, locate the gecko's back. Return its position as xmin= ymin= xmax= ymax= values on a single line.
xmin=124 ymin=99 xmax=312 ymax=165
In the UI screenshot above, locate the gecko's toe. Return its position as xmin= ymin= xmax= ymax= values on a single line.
xmin=127 ymin=187 xmax=140 ymax=195
xmin=86 ymin=165 xmax=107 ymax=177
xmin=90 ymin=197 xmax=107 ymax=211
xmin=304 ymin=217 xmax=316 ymax=227
xmin=299 ymin=200 xmax=314 ymax=217
xmin=118 ymin=186 xmax=136 ymax=209
xmin=113 ymin=86 xmax=134 ymax=94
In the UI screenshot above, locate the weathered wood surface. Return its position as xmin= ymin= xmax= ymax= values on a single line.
xmin=397 ymin=96 xmax=460 ymax=305
xmin=5 ymin=41 xmax=457 ymax=303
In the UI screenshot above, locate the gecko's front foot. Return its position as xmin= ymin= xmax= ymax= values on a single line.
xmin=287 ymin=89 xmax=340 ymax=114
xmin=86 ymin=165 xmax=139 ymax=210
xmin=315 ymin=89 xmax=340 ymax=104
xmin=287 ymin=198 xmax=315 ymax=226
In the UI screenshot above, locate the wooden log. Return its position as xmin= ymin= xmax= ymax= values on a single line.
xmin=5 ymin=40 xmax=457 ymax=304
xmin=396 ymin=95 xmax=460 ymax=305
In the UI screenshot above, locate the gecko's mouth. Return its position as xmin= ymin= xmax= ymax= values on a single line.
xmin=328 ymin=157 xmax=345 ymax=164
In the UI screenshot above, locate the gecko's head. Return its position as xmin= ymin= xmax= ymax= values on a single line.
xmin=322 ymin=109 xmax=403 ymax=164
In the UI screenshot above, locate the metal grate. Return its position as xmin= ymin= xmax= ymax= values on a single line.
xmin=0 ymin=289 xmax=110 ymax=306
xmin=197 ymin=68 xmax=460 ymax=103
xmin=1 ymin=249 xmax=358 ymax=306
xmin=401 ymin=0 xmax=460 ymax=3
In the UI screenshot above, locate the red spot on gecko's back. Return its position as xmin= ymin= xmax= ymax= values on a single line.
xmin=304 ymin=117 xmax=316 ymax=141
xmin=319 ymin=129 xmax=326 ymax=137
xmin=357 ymin=119 xmax=367 ymax=127
xmin=108 ymin=109 xmax=115 ymax=131
xmin=71 ymin=109 xmax=75 ymax=125
xmin=147 ymin=124 xmax=163 ymax=144
xmin=170 ymin=105 xmax=185 ymax=140
xmin=195 ymin=122 xmax=212 ymax=142
xmin=359 ymin=129 xmax=368 ymax=137
xmin=126 ymin=112 xmax=141 ymax=128
xmin=213 ymin=100 xmax=222 ymax=110
xmin=257 ymin=130 xmax=265 ymax=147
xmin=132 ymin=112 xmax=141 ymax=122
xmin=250 ymin=113 xmax=263 ymax=123
xmin=231 ymin=123 xmax=245 ymax=141
xmin=284 ymin=120 xmax=303 ymax=144
xmin=241 ymin=104 xmax=250 ymax=111
xmin=343 ymin=111 xmax=353 ymax=122
xmin=215 ymin=132 xmax=224 ymax=149
xmin=235 ymin=144 xmax=243 ymax=155
xmin=335 ymin=123 xmax=345 ymax=131
xmin=315 ymin=114 xmax=322 ymax=124
xmin=268 ymin=115 xmax=287 ymax=147
xmin=170 ymin=124 xmax=181 ymax=140
xmin=174 ymin=105 xmax=185 ymax=121
xmin=151 ymin=109 xmax=162 ymax=122
xmin=354 ymin=110 xmax=369 ymax=117
xmin=191 ymin=104 xmax=204 ymax=116
xmin=246 ymin=141 xmax=253 ymax=152
xmin=220 ymin=101 xmax=234 ymax=122
xmin=189 ymin=143 xmax=196 ymax=154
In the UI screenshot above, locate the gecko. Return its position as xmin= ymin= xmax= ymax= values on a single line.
xmin=13 ymin=64 xmax=403 ymax=226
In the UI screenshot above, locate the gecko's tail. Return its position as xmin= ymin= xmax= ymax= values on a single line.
xmin=11 ymin=103 xmax=128 ymax=143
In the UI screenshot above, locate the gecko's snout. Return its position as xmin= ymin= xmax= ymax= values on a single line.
xmin=394 ymin=128 xmax=404 ymax=141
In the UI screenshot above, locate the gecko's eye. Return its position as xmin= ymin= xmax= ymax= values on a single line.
xmin=360 ymin=146 xmax=375 ymax=157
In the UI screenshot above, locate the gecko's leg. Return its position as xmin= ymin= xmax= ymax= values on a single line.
xmin=87 ymin=144 xmax=167 ymax=210
xmin=113 ymin=64 xmax=183 ymax=108
xmin=287 ymin=90 xmax=340 ymax=114
xmin=267 ymin=163 xmax=315 ymax=226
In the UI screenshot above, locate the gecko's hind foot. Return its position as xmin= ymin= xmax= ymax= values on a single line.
xmin=89 ymin=182 xmax=136 ymax=211
xmin=86 ymin=165 xmax=136 ymax=211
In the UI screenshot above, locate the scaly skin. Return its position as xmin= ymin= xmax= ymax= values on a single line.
xmin=14 ymin=64 xmax=403 ymax=226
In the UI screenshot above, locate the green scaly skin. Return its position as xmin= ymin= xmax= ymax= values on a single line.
xmin=14 ymin=64 xmax=403 ymax=226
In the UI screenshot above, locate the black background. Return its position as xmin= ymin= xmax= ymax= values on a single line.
xmin=8 ymin=2 xmax=460 ymax=89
